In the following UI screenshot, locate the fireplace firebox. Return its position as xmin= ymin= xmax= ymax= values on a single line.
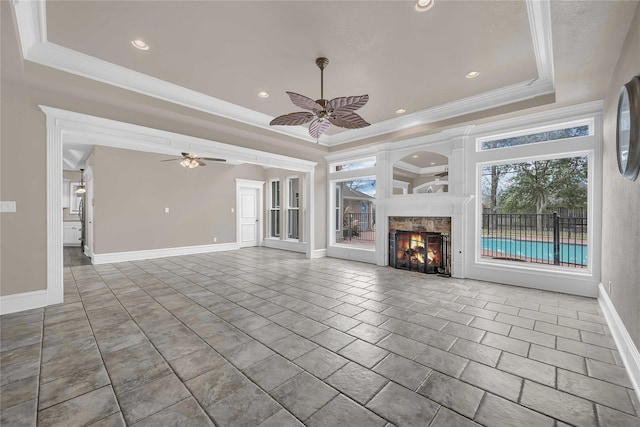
xmin=389 ymin=230 xmax=449 ymax=274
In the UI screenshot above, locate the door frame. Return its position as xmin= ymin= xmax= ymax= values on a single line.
xmin=84 ymin=166 xmax=94 ymax=259
xmin=41 ymin=106 xmax=317 ymax=311
xmin=235 ymin=179 xmax=264 ymax=247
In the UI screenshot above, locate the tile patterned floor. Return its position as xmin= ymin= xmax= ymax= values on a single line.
xmin=1 ymin=247 xmax=639 ymax=426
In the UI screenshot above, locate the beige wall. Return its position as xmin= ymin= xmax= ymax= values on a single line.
xmin=92 ymin=146 xmax=266 ymax=253
xmin=601 ymin=4 xmax=640 ymax=348
xmin=0 ymin=86 xmax=47 ymax=296
xmin=0 ymin=0 xmax=328 ymax=297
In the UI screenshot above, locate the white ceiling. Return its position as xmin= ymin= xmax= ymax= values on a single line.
xmin=8 ymin=0 xmax=638 ymax=168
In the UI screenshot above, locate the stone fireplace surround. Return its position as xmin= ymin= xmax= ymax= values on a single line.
xmin=389 ymin=216 xmax=451 ymax=234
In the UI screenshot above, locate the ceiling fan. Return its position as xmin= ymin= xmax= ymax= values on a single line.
xmin=435 ymin=167 xmax=449 ymax=178
xmin=270 ymin=57 xmax=370 ymax=139
xmin=161 ymin=152 xmax=226 ymax=168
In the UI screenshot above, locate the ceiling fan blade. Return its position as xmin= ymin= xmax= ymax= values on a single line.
xmin=329 ymin=112 xmax=371 ymax=129
xmin=181 ymin=152 xmax=193 ymax=158
xmin=160 ymin=158 xmax=181 ymax=162
xmin=309 ymin=119 xmax=331 ymax=139
xmin=286 ymin=92 xmax=323 ymax=112
xmin=197 ymin=160 xmax=206 ymax=167
xmin=270 ymin=112 xmax=315 ymax=126
xmin=200 ymin=157 xmax=226 ymax=162
xmin=328 ymin=95 xmax=369 ymax=112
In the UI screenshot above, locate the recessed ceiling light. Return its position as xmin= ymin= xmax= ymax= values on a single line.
xmin=415 ymin=0 xmax=435 ymax=12
xmin=430 ymin=162 xmax=436 ymax=165
xmin=131 ymin=39 xmax=149 ymax=51
xmin=396 ymin=108 xmax=406 ymax=114
xmin=412 ymin=155 xmax=419 ymax=158
xmin=258 ymin=91 xmax=269 ymax=98
xmin=465 ymin=71 xmax=480 ymax=79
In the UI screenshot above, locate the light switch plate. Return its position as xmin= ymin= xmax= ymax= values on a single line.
xmin=0 ymin=201 xmax=16 ymax=212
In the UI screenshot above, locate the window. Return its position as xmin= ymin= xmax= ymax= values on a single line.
xmin=332 ymin=158 xmax=376 ymax=172
xmin=478 ymin=121 xmax=591 ymax=151
xmin=480 ymin=154 xmax=589 ymax=269
xmin=287 ymin=178 xmax=299 ymax=239
xmin=335 ymin=178 xmax=376 ymax=246
xmin=269 ymin=180 xmax=280 ymax=238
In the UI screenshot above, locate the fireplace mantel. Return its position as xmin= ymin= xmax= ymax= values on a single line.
xmin=376 ymin=194 xmax=473 ymax=216
xmin=374 ymin=194 xmax=473 ymax=278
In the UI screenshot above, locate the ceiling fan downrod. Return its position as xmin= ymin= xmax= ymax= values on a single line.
xmin=316 ymin=57 xmax=329 ymax=109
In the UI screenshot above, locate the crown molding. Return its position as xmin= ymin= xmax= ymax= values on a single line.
xmin=15 ymin=0 xmax=555 ymax=148
xmin=394 ymin=161 xmax=447 ymax=176
xmin=40 ymin=105 xmax=317 ymax=172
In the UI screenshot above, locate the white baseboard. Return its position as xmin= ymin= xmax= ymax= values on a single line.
xmin=310 ymin=249 xmax=327 ymax=259
xmin=263 ymin=239 xmax=307 ymax=253
xmin=0 ymin=290 xmax=48 ymax=315
xmin=92 ymin=242 xmax=240 ymax=264
xmin=327 ymin=246 xmax=376 ymax=264
xmin=598 ymin=283 xmax=640 ymax=402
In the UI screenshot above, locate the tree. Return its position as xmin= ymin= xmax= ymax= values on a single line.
xmin=498 ymin=156 xmax=588 ymax=214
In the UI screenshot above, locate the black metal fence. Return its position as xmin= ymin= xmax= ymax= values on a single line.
xmin=482 ymin=213 xmax=587 ymax=268
xmin=341 ymin=212 xmax=376 ymax=241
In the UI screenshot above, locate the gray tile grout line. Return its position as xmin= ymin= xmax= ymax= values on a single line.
xmin=69 ymin=265 xmax=126 ymax=424
xmin=122 ymin=256 xmax=435 ymax=424
xmin=5 ymin=249 xmax=638 ymax=425
xmin=109 ymin=258 xmax=334 ymax=426
xmin=103 ymin=262 xmax=255 ymax=425
xmin=152 ymin=255 xmax=630 ymax=421
xmin=34 ymin=267 xmax=124 ymax=423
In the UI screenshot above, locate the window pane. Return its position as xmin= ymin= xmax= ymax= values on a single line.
xmin=334 ymin=159 xmax=376 ymax=172
xmin=288 ymin=178 xmax=299 ymax=208
xmin=481 ymin=155 xmax=588 ymax=268
xmin=287 ymin=209 xmax=299 ymax=239
xmin=270 ymin=210 xmax=280 ymax=237
xmin=271 ymin=181 xmax=280 ymax=208
xmin=481 ymin=125 xmax=589 ymax=150
xmin=335 ymin=180 xmax=376 ymax=246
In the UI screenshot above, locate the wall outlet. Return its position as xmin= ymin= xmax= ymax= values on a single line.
xmin=214 ymin=237 xmax=217 ymax=242
xmin=0 ymin=201 xmax=17 ymax=212
xmin=164 ymin=207 xmax=169 ymax=213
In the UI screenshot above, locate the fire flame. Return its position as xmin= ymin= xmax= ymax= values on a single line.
xmin=398 ymin=233 xmax=441 ymax=265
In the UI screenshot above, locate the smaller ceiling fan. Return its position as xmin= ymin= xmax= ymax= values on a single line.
xmin=435 ymin=167 xmax=449 ymax=177
xmin=161 ymin=152 xmax=226 ymax=168
xmin=270 ymin=57 xmax=370 ymax=139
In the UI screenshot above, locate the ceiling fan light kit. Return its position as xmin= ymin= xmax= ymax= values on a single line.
xmin=270 ymin=57 xmax=370 ymax=139
xmin=161 ymin=152 xmax=226 ymax=168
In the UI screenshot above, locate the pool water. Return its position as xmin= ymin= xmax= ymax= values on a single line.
xmin=482 ymin=237 xmax=587 ymax=266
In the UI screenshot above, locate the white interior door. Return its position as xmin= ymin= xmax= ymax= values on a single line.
xmin=238 ymin=187 xmax=260 ymax=247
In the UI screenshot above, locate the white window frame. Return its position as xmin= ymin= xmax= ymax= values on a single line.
xmin=476 ymin=118 xmax=595 ymax=151
xmin=269 ymin=179 xmax=280 ymax=238
xmin=286 ymin=176 xmax=300 ymax=240
xmin=466 ymin=112 xmax=602 ymax=297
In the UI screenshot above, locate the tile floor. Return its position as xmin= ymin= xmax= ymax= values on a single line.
xmin=1 ymin=247 xmax=639 ymax=426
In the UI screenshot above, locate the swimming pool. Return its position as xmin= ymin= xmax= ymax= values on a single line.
xmin=481 ymin=237 xmax=587 ymax=266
